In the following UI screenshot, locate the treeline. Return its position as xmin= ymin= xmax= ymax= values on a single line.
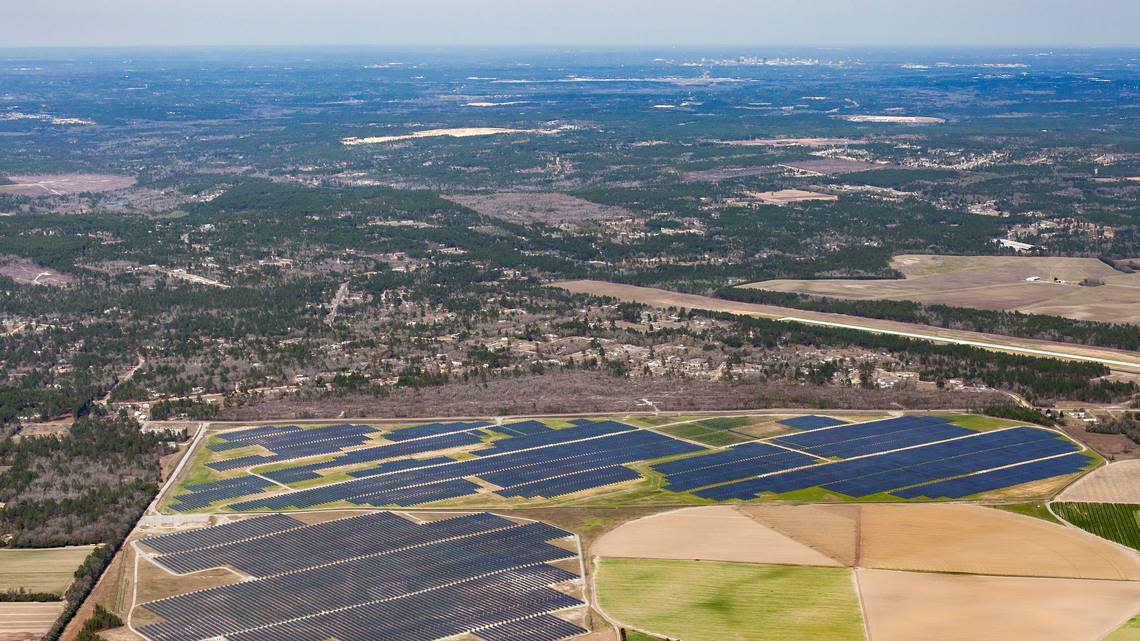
xmin=149 ymin=398 xmax=220 ymax=420
xmin=701 ymin=311 xmax=1136 ymax=405
xmin=718 ymin=286 xmax=1140 ymax=351
xmin=1088 ymin=413 xmax=1140 ymax=445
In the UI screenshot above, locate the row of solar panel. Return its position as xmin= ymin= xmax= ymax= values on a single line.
xmin=169 ymin=476 xmax=276 ymax=511
xmin=893 ymin=453 xmax=1089 ymax=499
xmin=138 ymin=512 xmax=585 ymax=641
xmin=262 ymin=431 xmax=484 ymax=483
xmin=230 ymin=425 xmax=702 ymax=510
xmin=654 ymin=444 xmax=818 ymax=492
xmin=772 ymin=415 xmax=965 ymax=458
xmin=141 ymin=514 xmax=305 ymax=554
xmin=149 ymin=511 xmax=521 ymax=576
xmin=696 ymin=427 xmax=1083 ymax=500
xmin=476 ymin=615 xmax=588 ymax=641
xmin=144 ymin=525 xmax=573 ymax=639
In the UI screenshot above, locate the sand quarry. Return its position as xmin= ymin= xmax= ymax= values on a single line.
xmin=749 ymin=188 xmax=839 ymax=205
xmin=839 ymin=114 xmax=946 ymax=124
xmin=746 ymin=254 xmax=1140 ymax=324
xmin=593 ymin=505 xmax=1140 ymax=641
xmin=1059 ymin=460 xmax=1140 ymax=503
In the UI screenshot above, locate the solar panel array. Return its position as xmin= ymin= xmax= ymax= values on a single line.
xmin=206 ymin=423 xmax=380 ymax=471
xmin=777 ymin=415 xmax=849 ymax=430
xmin=228 ymin=424 xmax=701 ymax=510
xmin=696 ymin=427 xmax=1084 ymax=500
xmin=140 ymin=514 xmax=305 ymax=554
xmin=137 ymin=512 xmax=587 ymax=641
xmin=772 ymin=415 xmax=971 ymax=458
xmin=652 ymin=442 xmax=818 ymax=491
xmin=169 ymin=476 xmax=277 ymax=512
xmin=892 ymin=452 xmax=1090 ymax=499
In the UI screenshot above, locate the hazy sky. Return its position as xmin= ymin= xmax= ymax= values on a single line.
xmin=4 ymin=0 xmax=1139 ymax=48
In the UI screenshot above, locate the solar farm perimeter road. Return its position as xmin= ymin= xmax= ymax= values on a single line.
xmin=552 ymin=280 xmax=1140 ymax=373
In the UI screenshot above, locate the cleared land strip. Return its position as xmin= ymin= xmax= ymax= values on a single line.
xmin=551 ymin=280 xmax=1140 ymax=372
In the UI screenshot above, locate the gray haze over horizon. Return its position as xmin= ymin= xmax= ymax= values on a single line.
xmin=4 ymin=0 xmax=1140 ymax=49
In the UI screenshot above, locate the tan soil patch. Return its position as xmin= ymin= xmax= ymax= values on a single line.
xmin=740 ymin=504 xmax=860 ymax=566
xmin=0 ymin=602 xmax=64 ymax=640
xmin=1059 ymin=461 xmax=1140 ymax=503
xmin=859 ymin=504 xmax=1140 ymax=580
xmin=747 ymin=254 xmax=1140 ymax=324
xmin=0 ymin=174 xmax=135 ymax=196
xmin=592 ymin=506 xmax=841 ymax=567
xmin=857 ymin=568 xmax=1140 ymax=641
xmin=552 ymin=280 xmax=1140 ymax=372
xmin=748 ymin=189 xmax=839 ymax=205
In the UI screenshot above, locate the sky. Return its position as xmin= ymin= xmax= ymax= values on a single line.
xmin=3 ymin=0 xmax=1140 ymax=49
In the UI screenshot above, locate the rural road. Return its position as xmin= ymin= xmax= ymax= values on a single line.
xmin=552 ymin=280 xmax=1140 ymax=373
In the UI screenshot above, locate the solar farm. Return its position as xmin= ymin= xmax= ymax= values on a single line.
xmin=132 ymin=511 xmax=588 ymax=641
xmin=164 ymin=414 xmax=1096 ymax=513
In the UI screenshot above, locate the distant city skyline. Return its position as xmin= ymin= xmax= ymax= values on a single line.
xmin=4 ymin=0 xmax=1140 ymax=49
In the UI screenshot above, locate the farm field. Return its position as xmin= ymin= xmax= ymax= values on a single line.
xmin=551 ymin=279 xmax=1140 ymax=371
xmin=0 ymin=546 xmax=95 ymax=593
xmin=161 ymin=413 xmax=1094 ymax=514
xmin=1107 ymin=615 xmax=1140 ymax=641
xmin=1052 ymin=502 xmax=1140 ymax=552
xmin=0 ymin=602 xmax=65 ymax=641
xmin=1058 ymin=460 xmax=1140 ymax=503
xmin=745 ymin=254 xmax=1140 ymax=323
xmin=857 ymin=569 xmax=1140 ymax=641
xmin=594 ymin=558 xmax=864 ymax=641
xmin=595 ymin=503 xmax=1140 ymax=641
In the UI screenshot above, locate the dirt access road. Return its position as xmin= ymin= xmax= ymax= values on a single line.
xmin=552 ymin=280 xmax=1140 ymax=373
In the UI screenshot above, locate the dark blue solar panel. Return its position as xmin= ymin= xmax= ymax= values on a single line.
xmin=498 ymin=465 xmax=642 ymax=498
xmin=773 ymin=415 xmax=959 ymax=457
xmin=696 ymin=427 xmax=1079 ymax=500
xmin=778 ymin=415 xmax=849 ymax=430
xmin=892 ymin=453 xmax=1090 ymax=499
xmin=497 ymin=420 xmax=555 ymax=437
xmin=653 ymin=442 xmax=817 ymax=491
xmin=170 ymin=476 xmax=276 ymax=511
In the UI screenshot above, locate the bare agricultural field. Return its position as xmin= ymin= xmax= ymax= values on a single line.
xmin=857 ymin=569 xmax=1140 ymax=641
xmin=839 ymin=114 xmax=946 ymax=124
xmin=0 ymin=256 xmax=73 ymax=286
xmin=746 ymin=253 xmax=1140 ymax=323
xmin=444 ymin=192 xmax=635 ymax=224
xmin=858 ymin=503 xmax=1140 ymax=580
xmin=0 ymin=602 xmax=65 ymax=641
xmin=749 ymin=188 xmax=839 ymax=205
xmin=592 ymin=506 xmax=841 ymax=566
xmin=0 ymin=174 xmax=136 ymax=196
xmin=1058 ymin=460 xmax=1140 ymax=503
xmin=741 ymin=504 xmax=861 ymax=566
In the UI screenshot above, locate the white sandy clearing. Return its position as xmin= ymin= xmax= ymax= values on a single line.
xmin=859 ymin=504 xmax=1140 ymax=580
xmin=342 ymin=127 xmax=532 ymax=145
xmin=463 ymin=101 xmax=529 ymax=107
xmin=839 ymin=114 xmax=945 ymax=123
xmin=592 ymin=505 xmax=841 ymax=566
xmin=1058 ymin=461 xmax=1140 ymax=504
xmin=748 ymin=189 xmax=839 ymax=205
xmin=858 ymin=568 xmax=1140 ymax=641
